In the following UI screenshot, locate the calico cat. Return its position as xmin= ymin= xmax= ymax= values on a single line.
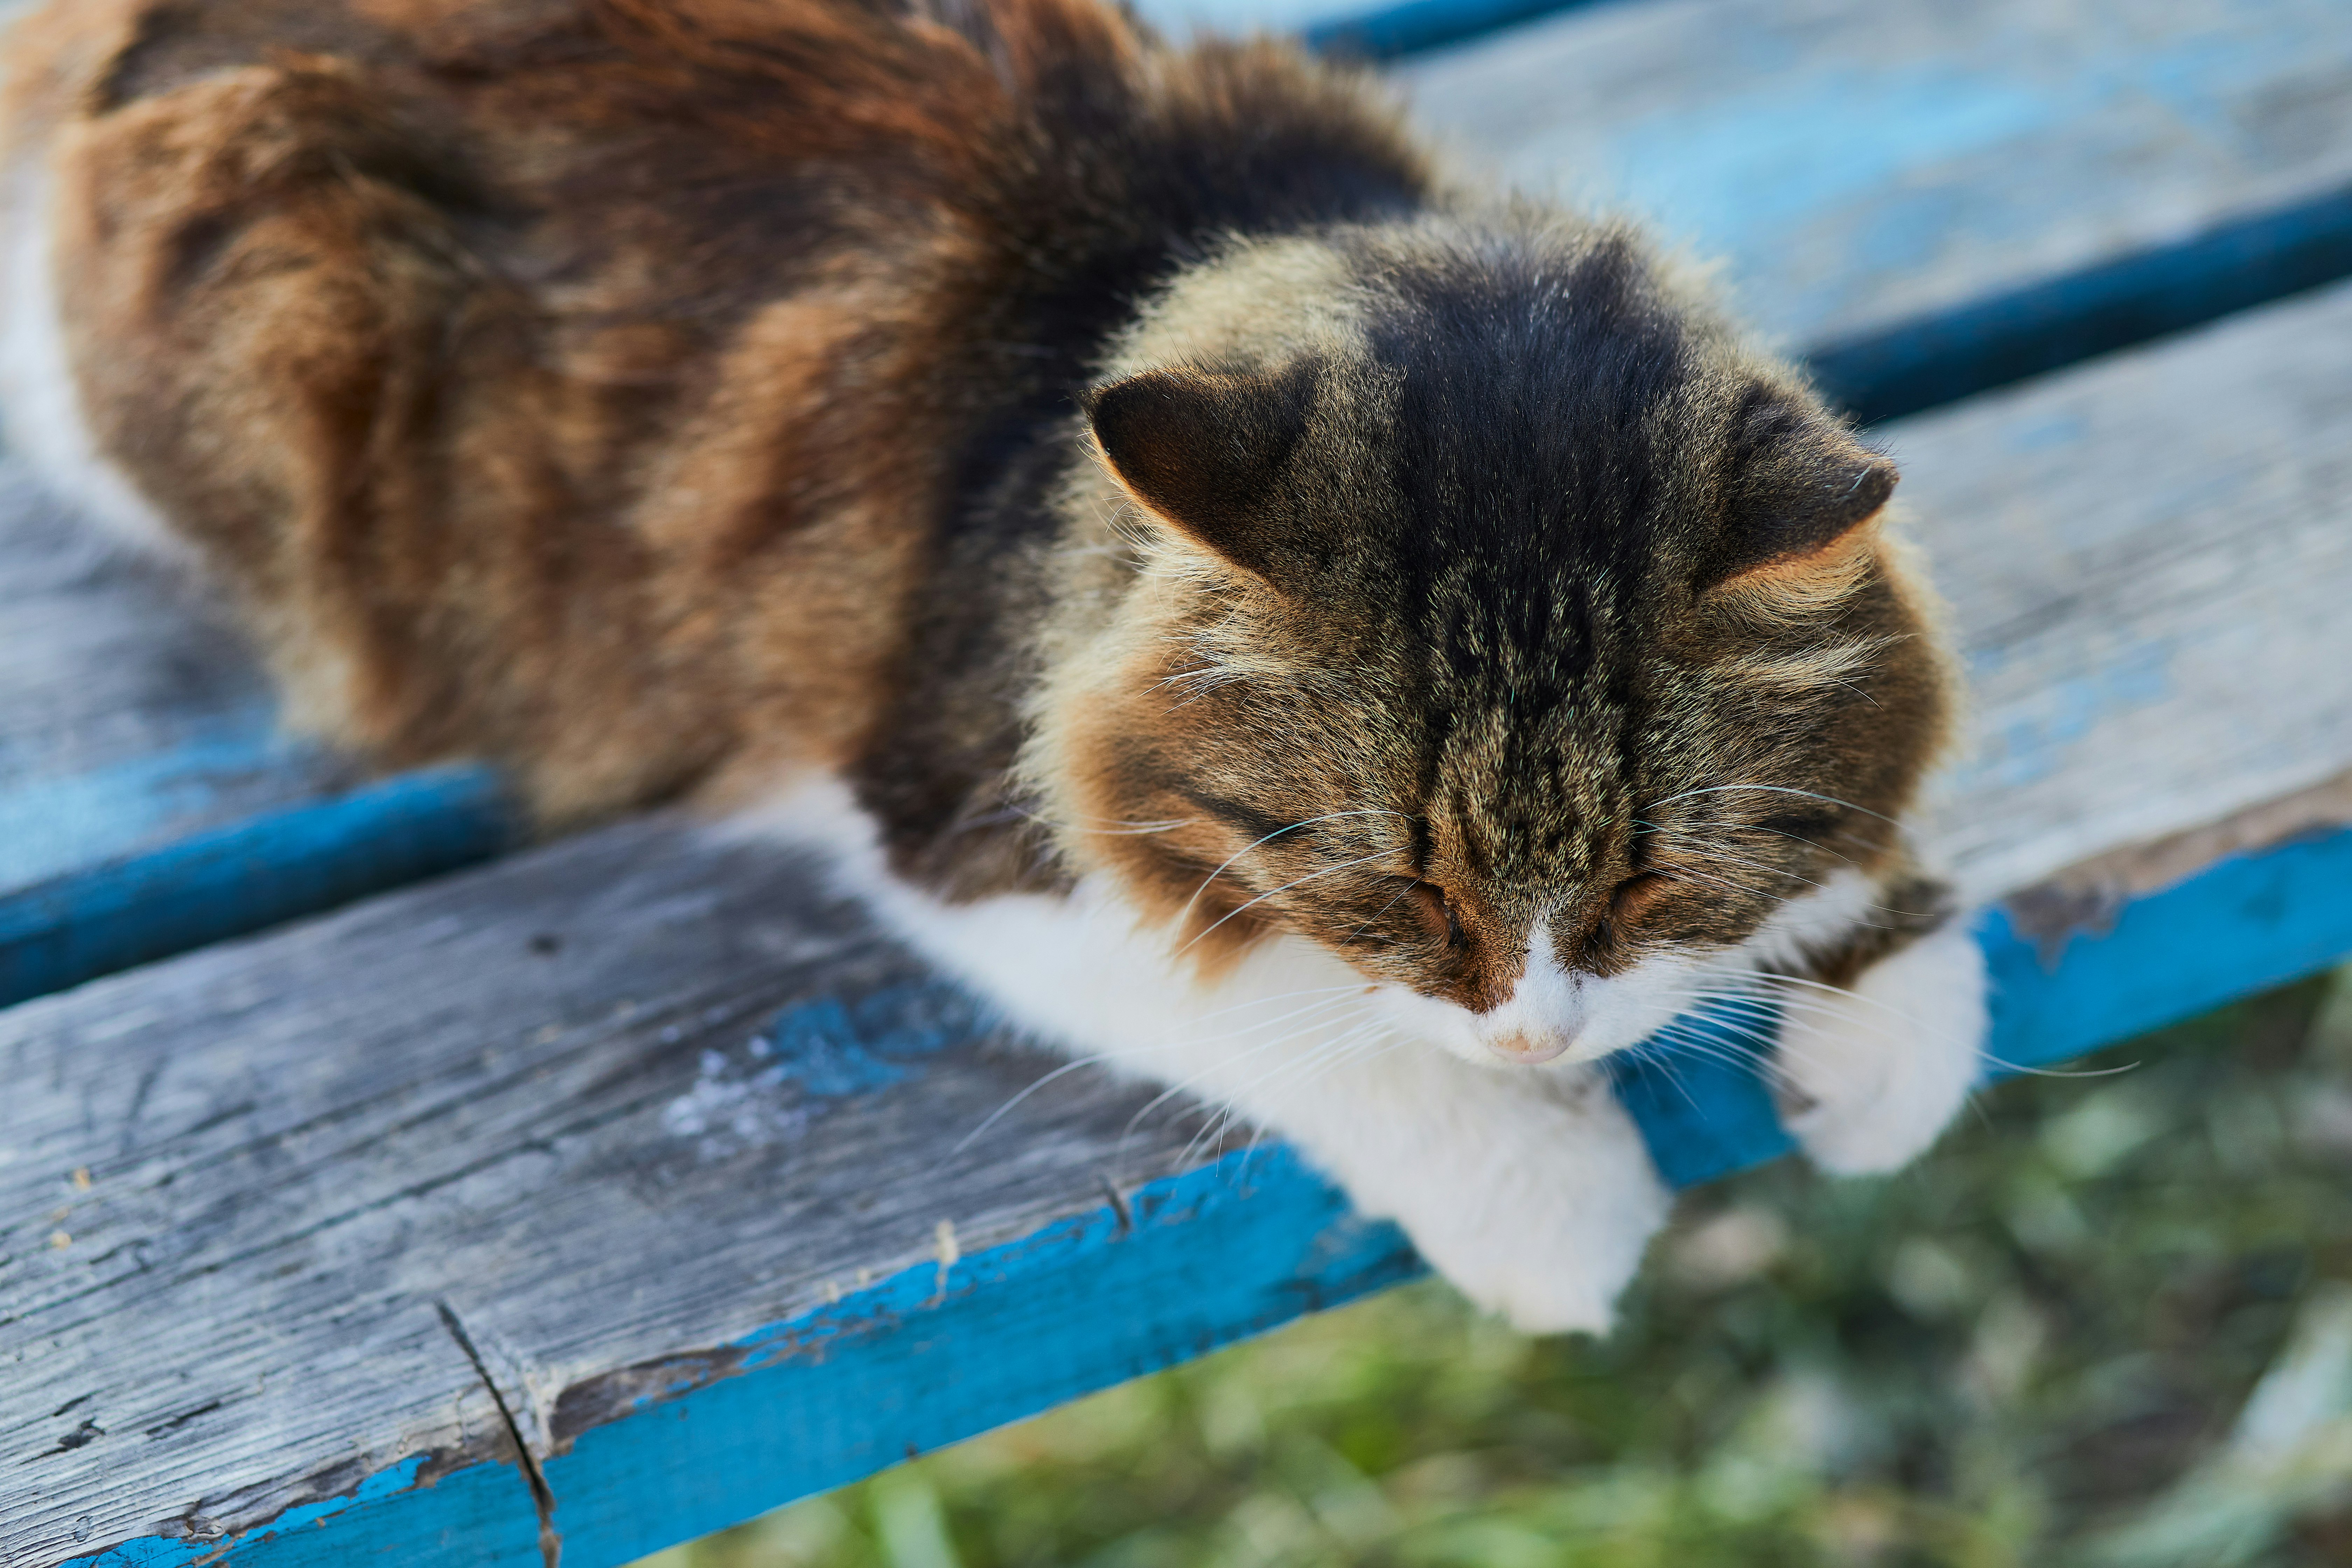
xmin=0 ymin=0 xmax=1986 ymax=1330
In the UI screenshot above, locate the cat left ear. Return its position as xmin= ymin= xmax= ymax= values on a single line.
xmin=1083 ymin=361 xmax=1320 ymax=583
xmin=1704 ymin=393 xmax=1897 ymax=601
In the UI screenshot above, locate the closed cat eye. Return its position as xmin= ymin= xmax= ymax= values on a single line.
xmin=1610 ymin=872 xmax=1673 ymax=924
xmin=1408 ymin=881 xmax=1462 ymax=945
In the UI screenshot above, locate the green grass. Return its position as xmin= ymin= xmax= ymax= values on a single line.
xmin=640 ymin=964 xmax=2352 ymax=1567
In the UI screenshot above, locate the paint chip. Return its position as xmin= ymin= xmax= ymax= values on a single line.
xmin=932 ymin=1219 xmax=961 ymax=1302
xmin=50 ymin=1230 xmax=71 ymax=1249
xmin=662 ymin=1048 xmax=805 ymax=1156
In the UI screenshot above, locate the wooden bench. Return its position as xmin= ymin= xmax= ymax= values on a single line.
xmin=8 ymin=0 xmax=2352 ymax=1562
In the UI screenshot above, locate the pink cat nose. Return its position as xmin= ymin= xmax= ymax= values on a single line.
xmin=1486 ymin=1028 xmax=1575 ymax=1065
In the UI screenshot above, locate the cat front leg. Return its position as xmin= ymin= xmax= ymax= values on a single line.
xmin=1772 ymin=908 xmax=1988 ymax=1176
xmin=1230 ymin=1042 xmax=1674 ymax=1334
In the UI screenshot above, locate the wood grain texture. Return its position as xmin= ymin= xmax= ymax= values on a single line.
xmin=1900 ymin=279 xmax=2352 ymax=901
xmin=1 ymin=821 xmax=1252 ymax=1566
xmin=7 ymin=272 xmax=2352 ymax=1566
xmin=1400 ymin=0 xmax=2352 ymax=351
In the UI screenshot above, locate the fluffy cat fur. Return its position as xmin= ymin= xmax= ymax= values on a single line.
xmin=0 ymin=0 xmax=1987 ymax=1331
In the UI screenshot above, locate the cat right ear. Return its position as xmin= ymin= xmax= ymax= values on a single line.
xmin=1083 ymin=361 xmax=1321 ymax=584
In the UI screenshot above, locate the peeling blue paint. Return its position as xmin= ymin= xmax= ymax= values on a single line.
xmin=765 ymin=982 xmax=983 ymax=1097
xmin=662 ymin=981 xmax=988 ymax=1156
xmin=1603 ymin=66 xmax=2056 ymax=255
xmin=1955 ymin=640 xmax=2179 ymax=794
xmin=59 ymin=1456 xmax=543 ymax=1568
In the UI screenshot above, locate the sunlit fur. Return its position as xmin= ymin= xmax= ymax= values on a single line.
xmin=1 ymin=0 xmax=1987 ymax=1330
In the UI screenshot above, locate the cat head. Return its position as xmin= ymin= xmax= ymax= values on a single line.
xmin=1032 ymin=218 xmax=1954 ymax=1067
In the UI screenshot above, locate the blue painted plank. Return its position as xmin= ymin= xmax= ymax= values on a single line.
xmin=1809 ymin=181 xmax=2352 ymax=423
xmin=0 ymin=764 xmax=513 ymax=1005
xmin=1983 ymin=826 xmax=2352 ymax=1075
xmin=547 ymin=1148 xmax=1420 ymax=1567
xmin=1608 ymin=1004 xmax=1795 ymax=1189
xmin=57 ymin=1150 xmax=1415 ymax=1568
xmin=53 ymin=825 xmax=2352 ymax=1568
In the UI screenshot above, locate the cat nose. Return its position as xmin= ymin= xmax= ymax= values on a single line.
xmin=1486 ymin=1027 xmax=1575 ymax=1065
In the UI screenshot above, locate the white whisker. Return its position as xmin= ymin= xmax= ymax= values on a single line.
xmin=1643 ymin=783 xmax=1899 ymax=827
xmin=1180 ymin=849 xmax=1400 ymax=952
xmin=1175 ymin=811 xmax=1408 ymax=932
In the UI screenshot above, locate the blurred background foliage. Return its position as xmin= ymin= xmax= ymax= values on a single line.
xmin=639 ymin=963 xmax=2352 ymax=1567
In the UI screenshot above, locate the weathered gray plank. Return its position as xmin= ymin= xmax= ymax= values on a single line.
xmin=1401 ymin=0 xmax=2352 ymax=349
xmin=7 ymin=273 xmax=2352 ymax=1564
xmin=2 ymin=821 xmax=1206 ymax=1561
xmin=1898 ymin=280 xmax=2352 ymax=897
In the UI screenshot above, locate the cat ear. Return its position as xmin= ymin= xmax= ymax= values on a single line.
xmin=1083 ymin=361 xmax=1320 ymax=582
xmin=1705 ymin=392 xmax=1897 ymax=603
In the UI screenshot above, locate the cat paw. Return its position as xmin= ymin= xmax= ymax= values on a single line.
xmin=1394 ymin=1080 xmax=1675 ymax=1335
xmin=1775 ymin=921 xmax=1987 ymax=1176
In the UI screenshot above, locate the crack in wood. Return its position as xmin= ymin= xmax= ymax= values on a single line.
xmin=1097 ymin=1171 xmax=1134 ymax=1237
xmin=142 ymin=1399 xmax=223 ymax=1437
xmin=547 ymin=1347 xmax=752 ymax=1451
xmin=436 ymin=1301 xmax=562 ymax=1568
xmin=119 ymin=1061 xmax=165 ymax=1156
xmin=29 ymin=1417 xmax=104 ymax=1459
